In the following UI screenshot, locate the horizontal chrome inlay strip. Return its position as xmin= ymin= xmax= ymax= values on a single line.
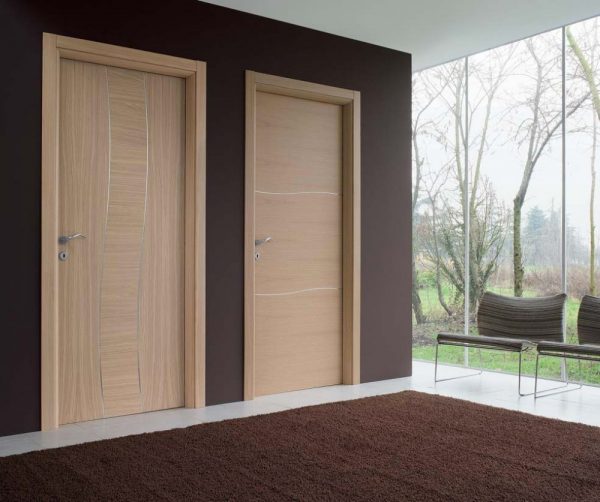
xmin=256 ymin=191 xmax=340 ymax=196
xmin=256 ymin=287 xmax=341 ymax=297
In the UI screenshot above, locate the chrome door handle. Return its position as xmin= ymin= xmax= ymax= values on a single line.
xmin=255 ymin=237 xmax=272 ymax=247
xmin=59 ymin=233 xmax=87 ymax=245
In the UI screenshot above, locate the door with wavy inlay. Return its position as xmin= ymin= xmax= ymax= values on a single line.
xmin=57 ymin=59 xmax=185 ymax=424
xmin=254 ymin=91 xmax=343 ymax=396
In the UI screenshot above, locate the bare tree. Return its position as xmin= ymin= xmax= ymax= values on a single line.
xmin=567 ymin=24 xmax=600 ymax=122
xmin=435 ymin=49 xmax=512 ymax=311
xmin=434 ymin=181 xmax=508 ymax=311
xmin=567 ymin=21 xmax=600 ymax=294
xmin=591 ymin=112 xmax=597 ymax=295
xmin=466 ymin=47 xmax=514 ymax=309
xmin=512 ymin=36 xmax=588 ymax=296
xmin=412 ymin=72 xmax=450 ymax=323
xmin=414 ymin=53 xmax=510 ymax=316
xmin=412 ymin=116 xmax=426 ymax=322
xmin=421 ymin=168 xmax=455 ymax=316
xmin=414 ymin=61 xmax=467 ymax=318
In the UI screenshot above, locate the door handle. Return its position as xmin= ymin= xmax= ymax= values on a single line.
xmin=59 ymin=233 xmax=87 ymax=245
xmin=255 ymin=237 xmax=272 ymax=247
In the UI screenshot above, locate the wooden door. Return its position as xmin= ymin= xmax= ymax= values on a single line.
xmin=247 ymin=72 xmax=360 ymax=397
xmin=57 ymin=59 xmax=185 ymax=424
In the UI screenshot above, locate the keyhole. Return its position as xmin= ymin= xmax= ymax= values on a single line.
xmin=255 ymin=252 xmax=260 ymax=262
xmin=58 ymin=250 xmax=69 ymax=261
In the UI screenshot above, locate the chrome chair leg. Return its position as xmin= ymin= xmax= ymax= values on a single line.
xmin=521 ymin=351 xmax=576 ymax=397
xmin=434 ymin=343 xmax=483 ymax=384
xmin=434 ymin=343 xmax=439 ymax=382
xmin=518 ymin=350 xmax=535 ymax=396
xmin=534 ymin=353 xmax=540 ymax=398
xmin=534 ymin=355 xmax=583 ymax=399
xmin=518 ymin=351 xmax=537 ymax=397
xmin=518 ymin=351 xmax=523 ymax=395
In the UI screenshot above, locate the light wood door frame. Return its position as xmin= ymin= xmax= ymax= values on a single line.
xmin=41 ymin=33 xmax=206 ymax=430
xmin=244 ymin=71 xmax=361 ymax=400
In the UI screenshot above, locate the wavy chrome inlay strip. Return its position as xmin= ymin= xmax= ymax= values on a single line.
xmin=256 ymin=287 xmax=341 ymax=297
xmin=256 ymin=190 xmax=340 ymax=196
xmin=98 ymin=66 xmax=111 ymax=414
xmin=136 ymin=73 xmax=150 ymax=396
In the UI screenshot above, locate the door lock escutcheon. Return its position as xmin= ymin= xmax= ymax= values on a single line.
xmin=254 ymin=236 xmax=272 ymax=262
xmin=58 ymin=233 xmax=86 ymax=261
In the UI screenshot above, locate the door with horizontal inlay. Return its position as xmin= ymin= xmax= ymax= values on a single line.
xmin=57 ymin=59 xmax=185 ymax=424
xmin=253 ymin=89 xmax=344 ymax=396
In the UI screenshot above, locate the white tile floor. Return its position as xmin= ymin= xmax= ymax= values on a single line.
xmin=2 ymin=360 xmax=600 ymax=457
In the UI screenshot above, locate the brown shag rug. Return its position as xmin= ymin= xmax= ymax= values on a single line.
xmin=2 ymin=391 xmax=600 ymax=501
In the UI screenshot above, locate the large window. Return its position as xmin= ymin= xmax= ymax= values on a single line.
xmin=412 ymin=60 xmax=465 ymax=363
xmin=566 ymin=17 xmax=600 ymax=381
xmin=412 ymin=16 xmax=600 ymax=382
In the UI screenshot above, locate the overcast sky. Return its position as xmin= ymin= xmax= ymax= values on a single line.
xmin=413 ymin=17 xmax=599 ymax=251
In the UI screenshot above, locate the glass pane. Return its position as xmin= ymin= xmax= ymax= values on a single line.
xmin=566 ymin=16 xmax=600 ymax=384
xmin=412 ymin=59 xmax=466 ymax=365
xmin=466 ymin=29 xmax=563 ymax=376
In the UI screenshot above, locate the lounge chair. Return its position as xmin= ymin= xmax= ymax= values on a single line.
xmin=534 ymin=294 xmax=600 ymax=398
xmin=435 ymin=291 xmax=567 ymax=395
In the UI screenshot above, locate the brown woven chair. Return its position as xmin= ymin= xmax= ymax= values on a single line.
xmin=435 ymin=291 xmax=567 ymax=395
xmin=534 ymin=294 xmax=600 ymax=398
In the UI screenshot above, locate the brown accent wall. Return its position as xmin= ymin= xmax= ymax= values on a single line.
xmin=0 ymin=0 xmax=412 ymax=436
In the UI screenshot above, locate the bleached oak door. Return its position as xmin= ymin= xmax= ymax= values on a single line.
xmin=57 ymin=60 xmax=186 ymax=424
xmin=245 ymin=72 xmax=361 ymax=399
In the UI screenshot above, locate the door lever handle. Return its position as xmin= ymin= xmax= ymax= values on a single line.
xmin=59 ymin=233 xmax=87 ymax=245
xmin=255 ymin=237 xmax=272 ymax=247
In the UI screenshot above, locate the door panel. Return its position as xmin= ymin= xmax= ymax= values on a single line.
xmin=100 ymin=67 xmax=149 ymax=418
xmin=58 ymin=60 xmax=109 ymax=424
xmin=58 ymin=60 xmax=185 ymax=424
xmin=254 ymin=91 xmax=344 ymax=396
xmin=255 ymin=289 xmax=342 ymax=396
xmin=140 ymin=73 xmax=186 ymax=412
xmin=255 ymin=193 xmax=342 ymax=293
xmin=256 ymin=92 xmax=342 ymax=193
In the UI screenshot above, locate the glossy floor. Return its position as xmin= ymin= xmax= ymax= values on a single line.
xmin=2 ymin=360 xmax=600 ymax=457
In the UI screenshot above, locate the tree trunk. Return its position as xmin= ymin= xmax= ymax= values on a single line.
xmin=513 ymin=42 xmax=542 ymax=298
xmin=567 ymin=28 xmax=600 ymax=122
xmin=513 ymin=200 xmax=524 ymax=297
xmin=567 ymin=26 xmax=600 ymax=296
xmin=430 ymin=201 xmax=454 ymax=316
xmin=411 ymin=125 xmax=425 ymax=324
xmin=411 ymin=259 xmax=426 ymax=324
xmin=436 ymin=265 xmax=454 ymax=317
xmin=591 ymin=112 xmax=597 ymax=296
